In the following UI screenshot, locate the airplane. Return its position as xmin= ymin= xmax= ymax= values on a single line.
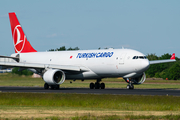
xmin=0 ymin=12 xmax=176 ymax=90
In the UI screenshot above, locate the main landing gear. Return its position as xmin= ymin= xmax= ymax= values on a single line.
xmin=44 ymin=83 xmax=59 ymax=90
xmin=89 ymin=79 xmax=105 ymax=89
xmin=126 ymin=78 xmax=134 ymax=90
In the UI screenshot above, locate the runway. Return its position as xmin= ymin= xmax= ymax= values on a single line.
xmin=0 ymin=86 xmax=180 ymax=96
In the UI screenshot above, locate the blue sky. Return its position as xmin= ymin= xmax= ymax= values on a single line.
xmin=0 ymin=0 xmax=180 ymax=57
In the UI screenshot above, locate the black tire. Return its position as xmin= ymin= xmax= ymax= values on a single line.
xmin=44 ymin=83 xmax=49 ymax=89
xmin=95 ymin=82 xmax=100 ymax=89
xmin=51 ymin=85 xmax=55 ymax=89
xmin=130 ymin=85 xmax=134 ymax=90
xmin=90 ymin=82 xmax=95 ymax=89
xmin=55 ymin=85 xmax=59 ymax=90
xmin=127 ymin=85 xmax=130 ymax=89
xmin=100 ymin=83 xmax=105 ymax=89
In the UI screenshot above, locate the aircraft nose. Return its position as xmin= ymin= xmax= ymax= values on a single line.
xmin=141 ymin=60 xmax=150 ymax=71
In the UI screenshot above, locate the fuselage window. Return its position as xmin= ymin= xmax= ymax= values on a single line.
xmin=139 ymin=56 xmax=144 ymax=59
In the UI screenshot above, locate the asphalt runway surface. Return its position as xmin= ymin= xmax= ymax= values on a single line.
xmin=0 ymin=86 xmax=180 ymax=96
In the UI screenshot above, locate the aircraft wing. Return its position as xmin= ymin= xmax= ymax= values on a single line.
xmin=149 ymin=59 xmax=176 ymax=64
xmin=0 ymin=60 xmax=89 ymax=72
xmin=149 ymin=53 xmax=176 ymax=64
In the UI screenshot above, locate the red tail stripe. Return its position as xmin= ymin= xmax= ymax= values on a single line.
xmin=9 ymin=12 xmax=37 ymax=53
xmin=170 ymin=53 xmax=175 ymax=60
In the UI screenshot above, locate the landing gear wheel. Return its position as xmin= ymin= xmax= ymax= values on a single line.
xmin=50 ymin=85 xmax=59 ymax=90
xmin=54 ymin=85 xmax=59 ymax=90
xmin=100 ymin=83 xmax=105 ymax=89
xmin=90 ymin=83 xmax=95 ymax=89
xmin=44 ymin=83 xmax=49 ymax=89
xmin=127 ymin=85 xmax=130 ymax=89
xmin=89 ymin=79 xmax=105 ymax=89
xmin=95 ymin=82 xmax=100 ymax=89
xmin=51 ymin=85 xmax=55 ymax=89
xmin=130 ymin=84 xmax=134 ymax=89
xmin=127 ymin=84 xmax=134 ymax=89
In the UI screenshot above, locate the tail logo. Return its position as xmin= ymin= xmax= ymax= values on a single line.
xmin=13 ymin=25 xmax=26 ymax=53
xmin=170 ymin=53 xmax=175 ymax=60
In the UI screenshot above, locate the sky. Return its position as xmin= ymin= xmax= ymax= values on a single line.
xmin=0 ymin=0 xmax=180 ymax=57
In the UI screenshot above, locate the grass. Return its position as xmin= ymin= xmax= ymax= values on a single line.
xmin=0 ymin=73 xmax=43 ymax=87
xmin=71 ymin=115 xmax=180 ymax=120
xmin=1 ymin=114 xmax=180 ymax=120
xmin=0 ymin=92 xmax=180 ymax=111
xmin=1 ymin=92 xmax=180 ymax=119
xmin=0 ymin=93 xmax=180 ymax=119
xmin=1 ymin=74 xmax=180 ymax=119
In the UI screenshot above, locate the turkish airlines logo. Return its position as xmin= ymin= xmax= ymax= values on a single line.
xmin=13 ymin=25 xmax=26 ymax=53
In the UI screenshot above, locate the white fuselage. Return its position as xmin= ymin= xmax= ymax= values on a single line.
xmin=12 ymin=49 xmax=150 ymax=79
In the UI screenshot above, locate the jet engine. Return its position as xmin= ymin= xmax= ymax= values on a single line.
xmin=43 ymin=69 xmax=66 ymax=85
xmin=124 ymin=72 xmax=146 ymax=84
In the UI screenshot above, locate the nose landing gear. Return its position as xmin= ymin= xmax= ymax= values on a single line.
xmin=127 ymin=84 xmax=134 ymax=89
xmin=126 ymin=78 xmax=134 ymax=89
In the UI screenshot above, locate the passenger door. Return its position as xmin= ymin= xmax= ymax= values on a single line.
xmin=119 ymin=53 xmax=126 ymax=65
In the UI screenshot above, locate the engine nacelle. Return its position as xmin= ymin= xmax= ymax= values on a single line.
xmin=124 ymin=72 xmax=146 ymax=84
xmin=43 ymin=69 xmax=66 ymax=85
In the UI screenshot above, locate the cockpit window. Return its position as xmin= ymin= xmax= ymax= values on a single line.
xmin=139 ymin=56 xmax=144 ymax=59
xmin=132 ymin=56 xmax=147 ymax=59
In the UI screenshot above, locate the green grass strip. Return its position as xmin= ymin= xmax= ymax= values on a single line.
xmin=2 ymin=115 xmax=180 ymax=120
xmin=0 ymin=93 xmax=180 ymax=111
xmin=71 ymin=114 xmax=180 ymax=120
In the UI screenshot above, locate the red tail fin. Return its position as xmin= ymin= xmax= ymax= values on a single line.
xmin=170 ymin=53 xmax=175 ymax=60
xmin=9 ymin=12 xmax=37 ymax=53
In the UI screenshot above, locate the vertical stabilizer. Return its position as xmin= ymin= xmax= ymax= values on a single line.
xmin=9 ymin=12 xmax=37 ymax=53
xmin=170 ymin=53 xmax=175 ymax=60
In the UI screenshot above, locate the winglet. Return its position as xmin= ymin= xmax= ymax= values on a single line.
xmin=170 ymin=53 xmax=175 ymax=60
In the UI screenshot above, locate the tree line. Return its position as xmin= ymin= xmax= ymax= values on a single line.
xmin=146 ymin=53 xmax=180 ymax=80
xmin=49 ymin=46 xmax=79 ymax=51
xmin=12 ymin=46 xmax=180 ymax=80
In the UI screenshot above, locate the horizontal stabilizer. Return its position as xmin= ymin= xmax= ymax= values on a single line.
xmin=0 ymin=55 xmax=19 ymax=62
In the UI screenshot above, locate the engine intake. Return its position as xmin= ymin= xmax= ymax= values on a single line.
xmin=43 ymin=69 xmax=66 ymax=85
